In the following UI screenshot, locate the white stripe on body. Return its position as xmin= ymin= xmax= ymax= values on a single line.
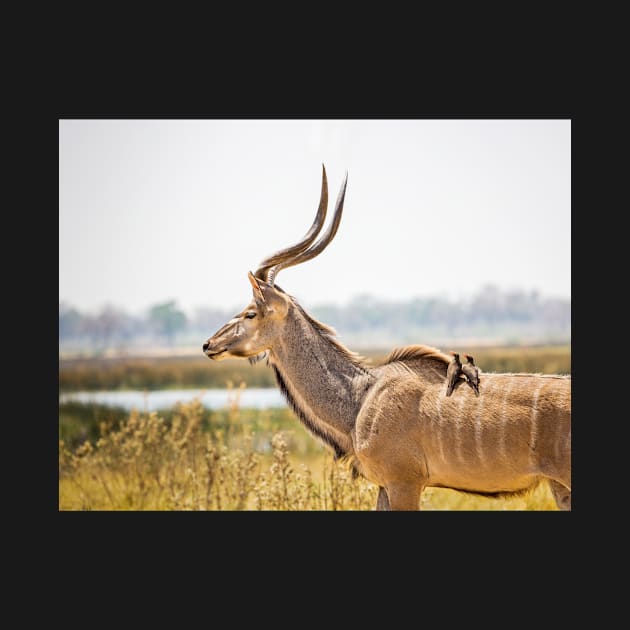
xmin=499 ymin=379 xmax=513 ymax=462
xmin=455 ymin=394 xmax=466 ymax=463
xmin=529 ymin=381 xmax=545 ymax=466
xmin=435 ymin=395 xmax=446 ymax=463
xmin=474 ymin=380 xmax=487 ymax=466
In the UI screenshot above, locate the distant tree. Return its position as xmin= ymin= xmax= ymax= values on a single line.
xmin=69 ymin=305 xmax=129 ymax=350
xmin=541 ymin=298 xmax=571 ymax=327
xmin=148 ymin=300 xmax=187 ymax=346
xmin=468 ymin=284 xmax=503 ymax=325
xmin=79 ymin=314 xmax=100 ymax=347
xmin=499 ymin=290 xmax=531 ymax=322
xmin=95 ymin=305 xmax=129 ymax=348
xmin=59 ymin=302 xmax=83 ymax=339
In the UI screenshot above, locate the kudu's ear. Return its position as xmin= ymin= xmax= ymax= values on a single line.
xmin=248 ymin=271 xmax=288 ymax=316
xmin=248 ymin=271 xmax=267 ymax=307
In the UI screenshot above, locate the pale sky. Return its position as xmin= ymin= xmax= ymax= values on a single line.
xmin=59 ymin=119 xmax=570 ymax=315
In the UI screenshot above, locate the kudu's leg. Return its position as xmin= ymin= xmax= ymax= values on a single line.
xmin=376 ymin=487 xmax=390 ymax=510
xmin=549 ymin=480 xmax=571 ymax=511
xmin=385 ymin=483 xmax=422 ymax=511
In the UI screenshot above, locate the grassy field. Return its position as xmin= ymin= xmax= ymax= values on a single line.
xmin=59 ymin=344 xmax=571 ymax=391
xmin=59 ymin=396 xmax=561 ymax=511
xmin=59 ymin=345 xmax=570 ymax=510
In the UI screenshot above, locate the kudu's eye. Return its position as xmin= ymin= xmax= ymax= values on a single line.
xmin=245 ymin=311 xmax=257 ymax=319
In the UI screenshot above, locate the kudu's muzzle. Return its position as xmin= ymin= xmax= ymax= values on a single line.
xmin=203 ymin=319 xmax=238 ymax=359
xmin=203 ymin=338 xmax=229 ymax=359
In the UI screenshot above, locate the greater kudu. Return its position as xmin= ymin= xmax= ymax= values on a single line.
xmin=203 ymin=166 xmax=571 ymax=510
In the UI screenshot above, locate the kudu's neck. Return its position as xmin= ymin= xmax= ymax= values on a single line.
xmin=268 ymin=304 xmax=374 ymax=455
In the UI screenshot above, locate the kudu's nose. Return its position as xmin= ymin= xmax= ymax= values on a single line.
xmin=203 ymin=342 xmax=209 ymax=352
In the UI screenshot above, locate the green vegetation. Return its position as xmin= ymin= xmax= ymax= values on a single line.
xmin=59 ymin=396 xmax=322 ymax=455
xmin=60 ymin=401 xmax=129 ymax=450
xmin=59 ymin=344 xmax=570 ymax=392
xmin=59 ymin=398 xmax=559 ymax=511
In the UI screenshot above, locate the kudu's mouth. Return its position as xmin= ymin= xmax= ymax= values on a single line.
xmin=204 ymin=345 xmax=229 ymax=359
xmin=206 ymin=348 xmax=227 ymax=359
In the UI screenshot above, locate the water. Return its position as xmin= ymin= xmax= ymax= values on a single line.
xmin=59 ymin=388 xmax=287 ymax=412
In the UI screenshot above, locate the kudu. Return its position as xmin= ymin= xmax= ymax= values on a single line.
xmin=203 ymin=166 xmax=571 ymax=510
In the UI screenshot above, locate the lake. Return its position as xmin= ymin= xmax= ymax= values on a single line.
xmin=59 ymin=388 xmax=287 ymax=411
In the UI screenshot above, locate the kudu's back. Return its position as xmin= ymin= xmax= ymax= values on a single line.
xmin=361 ymin=348 xmax=570 ymax=500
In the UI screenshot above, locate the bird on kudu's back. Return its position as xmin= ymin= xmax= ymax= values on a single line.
xmin=445 ymin=351 xmax=464 ymax=397
xmin=462 ymin=353 xmax=481 ymax=397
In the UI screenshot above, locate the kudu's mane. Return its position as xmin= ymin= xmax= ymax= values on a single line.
xmin=285 ymin=287 xmax=453 ymax=381
xmin=289 ymin=288 xmax=452 ymax=378
xmin=383 ymin=344 xmax=452 ymax=367
xmin=289 ymin=294 xmax=370 ymax=373
xmin=381 ymin=344 xmax=452 ymax=381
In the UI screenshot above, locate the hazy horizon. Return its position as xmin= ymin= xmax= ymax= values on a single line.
xmin=59 ymin=119 xmax=570 ymax=315
xmin=59 ymin=283 xmax=569 ymax=319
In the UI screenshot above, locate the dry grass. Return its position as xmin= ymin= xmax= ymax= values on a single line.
xmin=58 ymin=355 xmax=277 ymax=392
xmin=58 ymin=345 xmax=570 ymax=392
xmin=59 ymin=397 xmax=560 ymax=511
